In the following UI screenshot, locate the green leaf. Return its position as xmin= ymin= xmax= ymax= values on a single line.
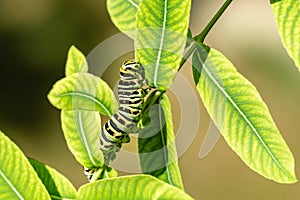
xmin=47 ymin=73 xmax=118 ymax=116
xmin=192 ymin=44 xmax=297 ymax=183
xmin=271 ymin=0 xmax=300 ymax=71
xmin=77 ymin=175 xmax=193 ymax=200
xmin=0 ymin=131 xmax=51 ymax=200
xmin=65 ymin=45 xmax=88 ymax=76
xmin=138 ymin=95 xmax=183 ymax=189
xmin=135 ymin=0 xmax=191 ymax=90
xmin=61 ymin=110 xmax=104 ymax=168
xmin=28 ymin=158 xmax=77 ymax=200
xmin=106 ymin=0 xmax=140 ymax=38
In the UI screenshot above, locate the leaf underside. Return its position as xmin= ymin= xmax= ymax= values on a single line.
xmin=192 ymin=44 xmax=297 ymax=183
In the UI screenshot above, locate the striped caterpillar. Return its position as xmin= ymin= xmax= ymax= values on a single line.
xmin=100 ymin=59 xmax=147 ymax=162
xmin=84 ymin=60 xmax=147 ymax=181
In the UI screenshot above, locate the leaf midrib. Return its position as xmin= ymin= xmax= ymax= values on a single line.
xmin=0 ymin=169 xmax=24 ymax=200
xmin=77 ymin=110 xmax=98 ymax=166
xmin=196 ymin=52 xmax=291 ymax=177
xmin=153 ymin=0 xmax=168 ymax=86
xmin=127 ymin=0 xmax=138 ymax=9
xmin=60 ymin=92 xmax=112 ymax=116
xmin=158 ymin=102 xmax=173 ymax=186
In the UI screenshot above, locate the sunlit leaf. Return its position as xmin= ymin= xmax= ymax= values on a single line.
xmin=135 ymin=0 xmax=191 ymax=90
xmin=106 ymin=0 xmax=140 ymax=38
xmin=47 ymin=73 xmax=118 ymax=116
xmin=271 ymin=0 xmax=300 ymax=71
xmin=28 ymin=158 xmax=77 ymax=200
xmin=65 ymin=45 xmax=88 ymax=76
xmin=192 ymin=44 xmax=297 ymax=183
xmin=77 ymin=175 xmax=193 ymax=200
xmin=61 ymin=110 xmax=104 ymax=168
xmin=139 ymin=95 xmax=183 ymax=189
xmin=0 ymin=131 xmax=51 ymax=200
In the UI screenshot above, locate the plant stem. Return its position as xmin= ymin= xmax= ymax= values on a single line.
xmin=91 ymin=167 xmax=104 ymax=182
xmin=178 ymin=0 xmax=232 ymax=70
xmin=142 ymin=89 xmax=163 ymax=116
xmin=194 ymin=0 xmax=232 ymax=43
xmin=178 ymin=42 xmax=197 ymax=70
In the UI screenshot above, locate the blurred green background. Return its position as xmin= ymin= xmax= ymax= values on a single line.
xmin=0 ymin=0 xmax=299 ymax=199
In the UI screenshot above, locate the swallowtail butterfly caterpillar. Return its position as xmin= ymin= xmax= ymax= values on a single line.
xmin=84 ymin=60 xmax=148 ymax=181
xmin=100 ymin=59 xmax=147 ymax=162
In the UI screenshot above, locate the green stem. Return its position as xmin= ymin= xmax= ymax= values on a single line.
xmin=90 ymin=167 xmax=104 ymax=182
xmin=142 ymin=89 xmax=163 ymax=116
xmin=194 ymin=0 xmax=232 ymax=43
xmin=178 ymin=42 xmax=197 ymax=70
xmin=178 ymin=0 xmax=232 ymax=70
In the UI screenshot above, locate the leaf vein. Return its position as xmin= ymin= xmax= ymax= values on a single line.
xmin=60 ymin=92 xmax=112 ymax=116
xmin=153 ymin=0 xmax=168 ymax=87
xmin=0 ymin=169 xmax=24 ymax=200
xmin=77 ymin=110 xmax=98 ymax=166
xmin=198 ymin=52 xmax=290 ymax=176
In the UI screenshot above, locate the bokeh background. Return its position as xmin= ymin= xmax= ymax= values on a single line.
xmin=0 ymin=0 xmax=299 ymax=199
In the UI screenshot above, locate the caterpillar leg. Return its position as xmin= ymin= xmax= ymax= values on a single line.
xmin=83 ymin=167 xmax=95 ymax=182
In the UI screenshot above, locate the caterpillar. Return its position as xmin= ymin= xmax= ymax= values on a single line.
xmin=83 ymin=167 xmax=95 ymax=181
xmin=100 ymin=59 xmax=147 ymax=162
xmin=84 ymin=60 xmax=147 ymax=181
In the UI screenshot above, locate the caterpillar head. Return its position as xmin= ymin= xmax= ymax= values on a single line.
xmin=120 ymin=60 xmax=143 ymax=78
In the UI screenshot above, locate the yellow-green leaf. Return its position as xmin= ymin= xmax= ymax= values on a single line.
xmin=135 ymin=0 xmax=191 ymax=90
xmin=28 ymin=158 xmax=77 ymax=200
xmin=271 ymin=0 xmax=300 ymax=71
xmin=48 ymin=73 xmax=118 ymax=116
xmin=0 ymin=131 xmax=51 ymax=200
xmin=106 ymin=0 xmax=140 ymax=38
xmin=61 ymin=110 xmax=104 ymax=168
xmin=78 ymin=175 xmax=193 ymax=200
xmin=192 ymin=44 xmax=297 ymax=183
xmin=65 ymin=45 xmax=88 ymax=76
